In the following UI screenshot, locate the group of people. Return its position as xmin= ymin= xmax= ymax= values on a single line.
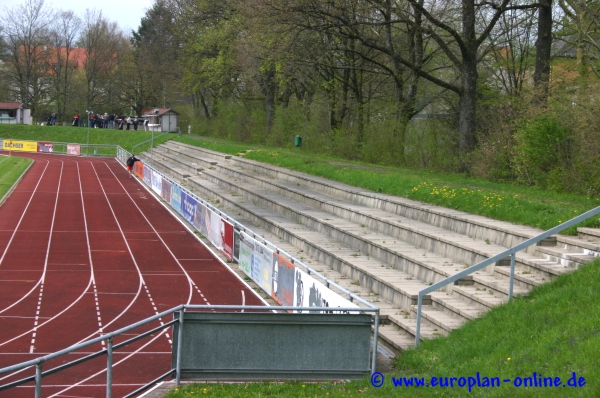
xmin=68 ymin=113 xmax=149 ymax=131
xmin=46 ymin=113 xmax=57 ymax=126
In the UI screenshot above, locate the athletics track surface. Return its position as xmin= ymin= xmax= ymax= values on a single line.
xmin=0 ymin=153 xmax=265 ymax=397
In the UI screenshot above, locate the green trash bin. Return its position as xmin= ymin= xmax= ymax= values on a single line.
xmin=295 ymin=135 xmax=302 ymax=148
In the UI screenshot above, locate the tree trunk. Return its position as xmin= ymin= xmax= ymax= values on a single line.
xmin=263 ymin=67 xmax=276 ymax=134
xmin=458 ymin=0 xmax=478 ymax=172
xmin=459 ymin=58 xmax=478 ymax=169
xmin=533 ymin=0 xmax=552 ymax=106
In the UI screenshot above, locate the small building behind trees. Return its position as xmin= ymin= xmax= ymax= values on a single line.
xmin=0 ymin=103 xmax=31 ymax=125
xmin=142 ymin=108 xmax=179 ymax=132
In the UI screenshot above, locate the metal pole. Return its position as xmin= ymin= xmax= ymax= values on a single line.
xmin=35 ymin=362 xmax=42 ymax=398
xmin=508 ymin=253 xmax=516 ymax=301
xmin=175 ymin=308 xmax=184 ymax=386
xmin=372 ymin=310 xmax=380 ymax=374
xmin=86 ymin=110 xmax=92 ymax=157
xmin=151 ymin=129 xmax=154 ymax=167
xmin=106 ymin=337 xmax=113 ymax=398
xmin=415 ymin=294 xmax=423 ymax=348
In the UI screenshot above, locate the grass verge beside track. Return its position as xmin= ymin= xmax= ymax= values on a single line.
xmin=0 ymin=155 xmax=32 ymax=202
xmin=175 ymin=135 xmax=600 ymax=234
xmin=166 ymin=258 xmax=600 ymax=398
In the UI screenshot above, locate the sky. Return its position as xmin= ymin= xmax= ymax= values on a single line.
xmin=2 ymin=0 xmax=155 ymax=35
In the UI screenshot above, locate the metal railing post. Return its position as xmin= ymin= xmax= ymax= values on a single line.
xmin=106 ymin=337 xmax=113 ymax=398
xmin=415 ymin=294 xmax=423 ymax=347
xmin=372 ymin=310 xmax=380 ymax=374
xmin=175 ymin=308 xmax=185 ymax=386
xmin=35 ymin=362 xmax=42 ymax=398
xmin=509 ymin=253 xmax=516 ymax=301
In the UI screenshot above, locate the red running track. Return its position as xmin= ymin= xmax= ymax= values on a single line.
xmin=0 ymin=153 xmax=264 ymax=397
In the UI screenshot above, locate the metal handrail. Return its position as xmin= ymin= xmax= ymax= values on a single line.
xmin=131 ymin=132 xmax=169 ymax=154
xmin=415 ymin=205 xmax=600 ymax=347
xmin=0 ymin=305 xmax=379 ymax=398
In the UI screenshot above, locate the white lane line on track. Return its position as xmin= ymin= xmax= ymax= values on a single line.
xmin=1 ymin=351 xmax=170 ymax=355
xmin=123 ymin=165 xmax=268 ymax=308
xmin=28 ymin=161 xmax=65 ymax=353
xmin=48 ymin=324 xmax=171 ymax=397
xmin=68 ymin=160 xmax=146 ymax=344
xmin=0 ymin=159 xmax=50 ymax=314
xmin=103 ymin=162 xmax=201 ymax=303
xmin=104 ymin=161 xmax=232 ymax=311
xmin=0 ymin=161 xmax=100 ymax=381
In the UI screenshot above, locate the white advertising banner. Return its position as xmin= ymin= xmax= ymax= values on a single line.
xmin=151 ymin=170 xmax=162 ymax=195
xmin=293 ymin=268 xmax=358 ymax=313
xmin=238 ymin=232 xmax=253 ymax=276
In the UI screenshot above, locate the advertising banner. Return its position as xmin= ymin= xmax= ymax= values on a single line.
xmin=238 ymin=232 xmax=273 ymax=294
xmin=161 ymin=179 xmax=172 ymax=203
xmin=238 ymin=232 xmax=253 ymax=276
xmin=135 ymin=161 xmax=144 ymax=179
xmin=181 ymin=191 xmax=197 ymax=224
xmin=272 ymin=253 xmax=296 ymax=307
xmin=207 ymin=209 xmax=223 ymax=251
xmin=293 ymin=268 xmax=358 ymax=313
xmin=67 ymin=144 xmax=81 ymax=155
xmin=170 ymin=184 xmax=182 ymax=215
xmin=3 ymin=140 xmax=37 ymax=152
xmin=151 ymin=170 xmax=162 ymax=195
xmin=193 ymin=201 xmax=209 ymax=237
xmin=221 ymin=219 xmax=234 ymax=261
xmin=37 ymin=142 xmax=54 ymax=152
xmin=143 ymin=166 xmax=152 ymax=185
xmin=252 ymin=239 xmax=274 ymax=294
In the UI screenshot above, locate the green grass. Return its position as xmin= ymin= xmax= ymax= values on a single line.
xmin=0 ymin=124 xmax=172 ymax=153
xmin=166 ymin=258 xmax=600 ymax=398
xmin=175 ymin=135 xmax=600 ymax=234
xmin=0 ymin=155 xmax=32 ymax=200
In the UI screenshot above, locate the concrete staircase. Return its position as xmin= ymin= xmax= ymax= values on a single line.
xmin=139 ymin=141 xmax=600 ymax=354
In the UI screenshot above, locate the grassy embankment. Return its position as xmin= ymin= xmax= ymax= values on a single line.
xmin=175 ymin=135 xmax=600 ymax=235
xmin=0 ymin=124 xmax=172 ymax=154
xmin=163 ymin=135 xmax=600 ymax=397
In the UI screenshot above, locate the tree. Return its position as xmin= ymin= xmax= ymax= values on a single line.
xmin=1 ymin=0 xmax=52 ymax=118
xmin=171 ymin=0 xmax=243 ymax=119
xmin=79 ymin=10 xmax=124 ymax=111
xmin=49 ymin=10 xmax=82 ymax=120
xmin=131 ymin=0 xmax=181 ymax=113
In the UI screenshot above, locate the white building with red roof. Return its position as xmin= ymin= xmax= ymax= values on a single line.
xmin=142 ymin=108 xmax=179 ymax=133
xmin=0 ymin=103 xmax=31 ymax=125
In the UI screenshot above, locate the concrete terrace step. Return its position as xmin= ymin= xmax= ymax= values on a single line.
xmin=157 ymin=144 xmax=554 ymax=280
xmin=578 ymin=227 xmax=600 ymax=243
xmin=163 ymin=142 xmax=549 ymax=251
xmin=150 ymin=154 xmax=518 ymax=338
xmin=144 ymin=143 xmax=600 ymax=353
xmin=160 ymin=143 xmax=568 ymax=282
xmin=146 ymin=156 xmax=481 ymax=348
xmin=535 ymin=245 xmax=598 ymax=268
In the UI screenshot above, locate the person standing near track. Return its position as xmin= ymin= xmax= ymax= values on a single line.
xmin=126 ymin=154 xmax=140 ymax=178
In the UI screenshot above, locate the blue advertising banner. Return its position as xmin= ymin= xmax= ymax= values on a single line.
xmin=171 ymin=185 xmax=182 ymax=215
xmin=181 ymin=191 xmax=197 ymax=224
